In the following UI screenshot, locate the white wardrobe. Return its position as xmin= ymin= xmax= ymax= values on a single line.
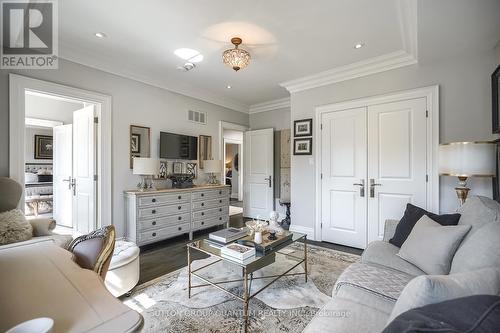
xmin=318 ymin=87 xmax=438 ymax=249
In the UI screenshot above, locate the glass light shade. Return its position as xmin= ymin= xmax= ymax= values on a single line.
xmin=439 ymin=142 xmax=495 ymax=177
xmin=204 ymin=160 xmax=222 ymax=173
xmin=133 ymin=157 xmax=159 ymax=175
xmin=222 ymin=38 xmax=251 ymax=72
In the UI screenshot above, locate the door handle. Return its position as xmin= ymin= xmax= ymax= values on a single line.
xmin=71 ymin=178 xmax=76 ymax=196
xmin=369 ymin=179 xmax=382 ymax=198
xmin=264 ymin=175 xmax=272 ymax=188
xmin=353 ymin=179 xmax=365 ymax=197
xmin=62 ymin=177 xmax=72 ymax=190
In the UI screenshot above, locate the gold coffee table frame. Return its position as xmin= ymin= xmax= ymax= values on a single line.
xmin=186 ymin=232 xmax=307 ymax=332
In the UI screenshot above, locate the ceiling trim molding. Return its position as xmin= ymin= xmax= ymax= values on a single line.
xmin=59 ymin=42 xmax=250 ymax=114
xmin=280 ymin=0 xmax=418 ymax=94
xmin=249 ymin=97 xmax=290 ymax=114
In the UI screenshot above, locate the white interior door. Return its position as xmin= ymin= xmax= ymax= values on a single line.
xmin=53 ymin=124 xmax=73 ymax=227
xmin=244 ymin=128 xmax=274 ymax=218
xmin=321 ymin=108 xmax=368 ymax=248
xmin=367 ymin=98 xmax=428 ymax=242
xmin=72 ymin=105 xmax=95 ymax=234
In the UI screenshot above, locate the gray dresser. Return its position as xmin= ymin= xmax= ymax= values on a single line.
xmin=124 ymin=185 xmax=230 ymax=246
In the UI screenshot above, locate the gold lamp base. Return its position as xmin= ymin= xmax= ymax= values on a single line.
xmin=455 ymin=176 xmax=470 ymax=206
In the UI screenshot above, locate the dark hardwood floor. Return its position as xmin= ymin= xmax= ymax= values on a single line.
xmin=138 ymin=213 xmax=362 ymax=285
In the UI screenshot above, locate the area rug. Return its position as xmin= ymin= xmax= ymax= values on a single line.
xmin=124 ymin=243 xmax=359 ymax=333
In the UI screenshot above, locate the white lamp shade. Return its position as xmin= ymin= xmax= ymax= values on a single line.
xmin=203 ymin=160 xmax=222 ymax=173
xmin=439 ymin=142 xmax=496 ymax=177
xmin=133 ymin=157 xmax=159 ymax=175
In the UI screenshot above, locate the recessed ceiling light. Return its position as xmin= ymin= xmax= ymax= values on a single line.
xmin=95 ymin=32 xmax=107 ymax=38
xmin=226 ymin=85 xmax=232 ymax=89
xmin=354 ymin=43 xmax=364 ymax=49
xmin=174 ymin=48 xmax=203 ymax=63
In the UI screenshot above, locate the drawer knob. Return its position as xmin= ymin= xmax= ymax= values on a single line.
xmin=178 ymin=196 xmax=181 ymax=200
xmin=178 ymin=206 xmax=182 ymax=210
xmin=152 ymin=232 xmax=157 ymax=237
xmin=152 ymin=198 xmax=156 ymax=203
xmin=219 ymin=200 xmax=222 ymax=203
xmin=219 ymin=208 xmax=222 ymax=212
xmin=201 ymin=203 xmax=204 ymax=207
xmin=178 ymin=216 xmax=182 ymax=220
xmin=152 ymin=221 xmax=156 ymax=226
xmin=201 ymin=221 xmax=205 ymax=225
xmin=201 ymin=212 xmax=205 ymax=216
xmin=178 ymin=227 xmax=182 ymax=231
xmin=201 ymin=193 xmax=204 ymax=197
xmin=219 ymin=217 xmax=222 ymax=221
xmin=152 ymin=209 xmax=156 ymax=214
xmin=219 ymin=191 xmax=222 ymax=194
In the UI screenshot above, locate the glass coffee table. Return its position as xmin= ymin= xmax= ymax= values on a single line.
xmin=186 ymin=232 xmax=308 ymax=332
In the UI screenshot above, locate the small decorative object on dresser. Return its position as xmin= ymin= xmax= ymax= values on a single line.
xmin=133 ymin=157 xmax=159 ymax=191
xmin=294 ymin=118 xmax=312 ymax=137
xmin=204 ymin=160 xmax=222 ymax=185
xmin=34 ymin=135 xmax=53 ymax=159
xmin=186 ymin=162 xmax=197 ymax=178
xmin=492 ymin=64 xmax=500 ymax=133
xmin=294 ymin=138 xmax=312 ymax=155
xmin=173 ymin=162 xmax=183 ymax=174
xmin=158 ymin=161 xmax=167 ymax=179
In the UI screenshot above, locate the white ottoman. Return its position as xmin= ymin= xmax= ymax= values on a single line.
xmin=105 ymin=240 xmax=140 ymax=297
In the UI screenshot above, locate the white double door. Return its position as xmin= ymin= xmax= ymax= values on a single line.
xmin=53 ymin=105 xmax=96 ymax=233
xmin=321 ymin=98 xmax=428 ymax=249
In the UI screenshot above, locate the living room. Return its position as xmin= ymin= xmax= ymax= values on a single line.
xmin=1 ymin=0 xmax=500 ymax=332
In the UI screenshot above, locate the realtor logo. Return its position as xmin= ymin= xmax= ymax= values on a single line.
xmin=1 ymin=0 xmax=58 ymax=68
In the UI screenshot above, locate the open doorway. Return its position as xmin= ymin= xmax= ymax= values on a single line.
xmin=9 ymin=74 xmax=112 ymax=237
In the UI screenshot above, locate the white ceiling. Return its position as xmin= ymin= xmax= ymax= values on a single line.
xmin=59 ymin=0 xmax=500 ymax=113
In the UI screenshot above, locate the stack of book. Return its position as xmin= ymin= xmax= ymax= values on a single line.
xmin=220 ymin=243 xmax=256 ymax=263
xmin=208 ymin=227 xmax=247 ymax=244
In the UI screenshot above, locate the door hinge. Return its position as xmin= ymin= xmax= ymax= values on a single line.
xmin=94 ymin=117 xmax=99 ymax=124
xmin=94 ymin=175 xmax=98 ymax=181
xmin=425 ymin=110 xmax=429 ymax=118
xmin=426 ymin=174 xmax=429 ymax=182
xmin=320 ymin=123 xmax=323 ymax=130
xmin=320 ymin=173 xmax=323 ymax=179
xmin=321 ymin=223 xmax=323 ymax=229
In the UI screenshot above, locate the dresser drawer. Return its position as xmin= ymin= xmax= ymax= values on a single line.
xmin=138 ymin=202 xmax=190 ymax=219
xmin=192 ymin=188 xmax=229 ymax=201
xmin=138 ymin=192 xmax=189 ymax=207
xmin=138 ymin=213 xmax=190 ymax=231
xmin=192 ymin=198 xmax=229 ymax=211
xmin=138 ymin=222 xmax=190 ymax=245
xmin=192 ymin=215 xmax=228 ymax=231
xmin=192 ymin=206 xmax=229 ymax=221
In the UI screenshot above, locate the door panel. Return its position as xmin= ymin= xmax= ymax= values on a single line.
xmin=244 ymin=128 xmax=273 ymax=218
xmin=53 ymin=124 xmax=73 ymax=227
xmin=73 ymin=105 xmax=95 ymax=234
xmin=367 ymin=98 xmax=427 ymax=242
xmin=321 ymin=108 xmax=367 ymax=248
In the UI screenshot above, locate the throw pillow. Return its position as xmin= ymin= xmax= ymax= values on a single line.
xmin=397 ymin=215 xmax=470 ymax=275
xmin=30 ymin=218 xmax=56 ymax=237
xmin=387 ymin=267 xmax=500 ymax=323
xmin=0 ymin=209 xmax=33 ymax=245
xmin=389 ymin=203 xmax=461 ymax=247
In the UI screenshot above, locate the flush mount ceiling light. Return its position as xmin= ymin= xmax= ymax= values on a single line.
xmin=95 ymin=32 xmax=107 ymax=38
xmin=354 ymin=43 xmax=365 ymax=49
xmin=174 ymin=48 xmax=204 ymax=63
xmin=222 ymin=37 xmax=251 ymax=72
xmin=226 ymin=85 xmax=232 ymax=89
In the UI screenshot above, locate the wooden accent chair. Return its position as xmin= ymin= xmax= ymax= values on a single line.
xmin=68 ymin=225 xmax=116 ymax=280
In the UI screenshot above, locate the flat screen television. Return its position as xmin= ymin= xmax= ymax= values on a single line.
xmin=160 ymin=132 xmax=198 ymax=160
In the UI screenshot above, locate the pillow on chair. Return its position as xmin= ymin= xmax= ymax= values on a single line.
xmin=0 ymin=209 xmax=33 ymax=245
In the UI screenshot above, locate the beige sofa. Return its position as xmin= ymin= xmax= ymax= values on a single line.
xmin=304 ymin=196 xmax=500 ymax=332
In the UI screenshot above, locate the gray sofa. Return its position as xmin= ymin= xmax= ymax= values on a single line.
xmin=304 ymin=196 xmax=500 ymax=332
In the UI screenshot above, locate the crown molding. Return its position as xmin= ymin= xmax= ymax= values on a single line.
xmin=249 ymin=97 xmax=290 ymax=114
xmin=59 ymin=42 xmax=250 ymax=113
xmin=280 ymin=0 xmax=418 ymax=94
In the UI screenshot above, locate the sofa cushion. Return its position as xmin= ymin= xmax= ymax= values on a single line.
xmin=29 ymin=218 xmax=56 ymax=237
xmin=457 ymin=195 xmax=500 ymax=231
xmin=389 ymin=203 xmax=460 ymax=247
xmin=334 ymin=262 xmax=414 ymax=303
xmin=387 ymin=267 xmax=500 ymax=323
xmin=361 ymin=241 xmax=426 ymax=276
xmin=0 ymin=234 xmax=73 ymax=251
xmin=397 ymin=215 xmax=470 ymax=275
xmin=0 ymin=209 xmax=33 ymax=245
xmin=335 ymin=283 xmax=395 ymax=314
xmin=303 ymin=296 xmax=389 ymax=333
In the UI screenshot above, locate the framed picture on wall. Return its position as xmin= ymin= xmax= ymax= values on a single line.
xmin=294 ymin=118 xmax=312 ymax=137
xmin=173 ymin=162 xmax=184 ymax=174
xmin=294 ymin=138 xmax=312 ymax=155
xmin=492 ymin=64 xmax=500 ymax=133
xmin=131 ymin=134 xmax=141 ymax=154
xmin=34 ymin=135 xmax=53 ymax=159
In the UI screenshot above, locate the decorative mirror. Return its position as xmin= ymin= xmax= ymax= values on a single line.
xmin=198 ymin=135 xmax=212 ymax=169
xmin=130 ymin=125 xmax=151 ymax=168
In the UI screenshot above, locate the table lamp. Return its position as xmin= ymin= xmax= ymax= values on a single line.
xmin=133 ymin=157 xmax=159 ymax=191
xmin=439 ymin=141 xmax=495 ymax=205
xmin=204 ymin=160 xmax=222 ymax=185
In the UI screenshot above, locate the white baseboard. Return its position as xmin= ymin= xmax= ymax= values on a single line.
xmin=289 ymin=224 xmax=315 ymax=240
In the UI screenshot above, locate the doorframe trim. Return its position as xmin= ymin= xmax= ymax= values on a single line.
xmin=314 ymin=85 xmax=439 ymax=242
xmin=9 ymin=73 xmax=112 ymax=229
xmin=218 ymin=121 xmax=247 ymax=197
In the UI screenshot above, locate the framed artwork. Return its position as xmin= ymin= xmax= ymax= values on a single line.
xmin=159 ymin=161 xmax=167 ymax=179
xmin=492 ymin=64 xmax=500 ymax=133
xmin=173 ymin=161 xmax=184 ymax=174
xmin=186 ymin=162 xmax=197 ymax=178
xmin=294 ymin=138 xmax=312 ymax=155
xmin=34 ymin=135 xmax=53 ymax=159
xmin=130 ymin=125 xmax=150 ymax=169
xmin=198 ymin=135 xmax=212 ymax=169
xmin=294 ymin=118 xmax=313 ymax=137
xmin=130 ymin=134 xmax=141 ymax=153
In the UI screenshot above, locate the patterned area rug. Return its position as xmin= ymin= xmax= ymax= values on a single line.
xmin=124 ymin=243 xmax=359 ymax=333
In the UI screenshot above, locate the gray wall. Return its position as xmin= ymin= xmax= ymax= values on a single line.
xmin=249 ymin=107 xmax=291 ymax=131
xmin=290 ymin=50 xmax=499 ymax=232
xmin=0 ymin=59 xmax=248 ymax=237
